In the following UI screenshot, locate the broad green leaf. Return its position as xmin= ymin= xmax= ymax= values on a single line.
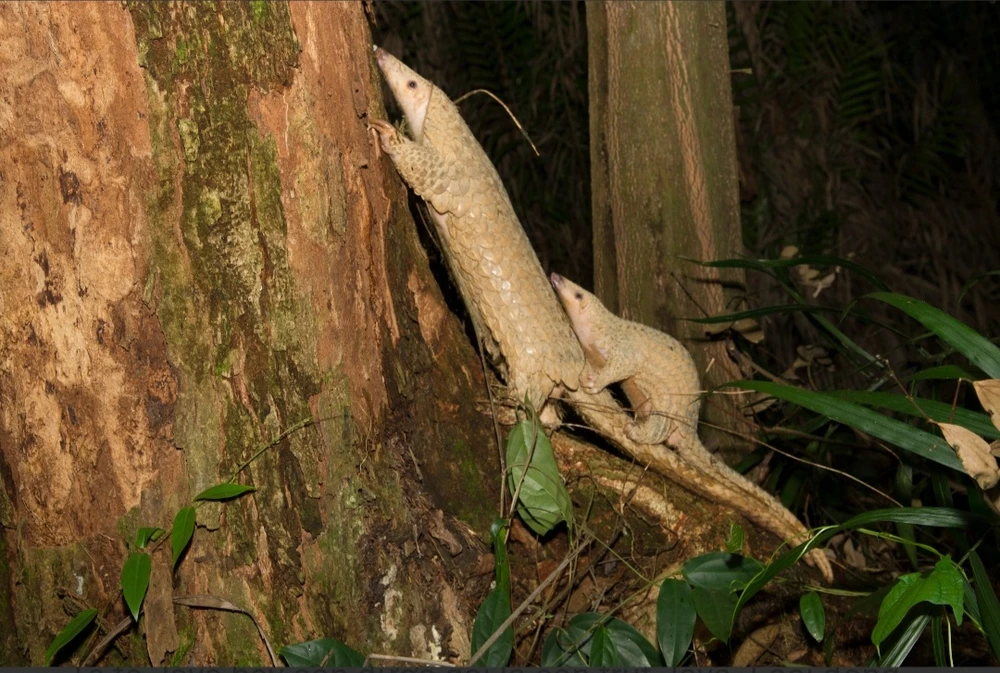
xmin=45 ymin=608 xmax=98 ymax=665
xmin=873 ymin=558 xmax=964 ymax=646
xmin=278 ymin=638 xmax=365 ymax=666
xmin=134 ymin=527 xmax=165 ymax=549
xmin=728 ymin=380 xmax=965 ymax=472
xmin=544 ymin=613 xmax=662 ymax=667
xmin=682 ymin=552 xmax=764 ymax=591
xmin=541 ymin=628 xmax=588 ymax=667
xmin=692 ymin=586 xmax=737 ymax=642
xmin=656 ymin=579 xmax=696 ymax=666
xmin=194 ymin=483 xmax=256 ymax=501
xmin=800 ymin=591 xmax=826 ymax=642
xmin=828 ymin=390 xmax=1000 ymax=440
xmin=505 ymin=419 xmax=573 ymax=535
xmin=970 ymin=551 xmax=1000 ymax=659
xmin=469 ymin=587 xmax=512 ymax=666
xmin=121 ymin=552 xmax=151 ymax=621
xmin=867 ymin=292 xmax=1000 ymax=378
xmin=588 ymin=627 xmax=620 ymax=667
xmin=171 ymin=506 xmax=196 ymax=570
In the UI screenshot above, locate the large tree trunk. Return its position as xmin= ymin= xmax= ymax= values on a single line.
xmin=587 ymin=1 xmax=755 ymax=453
xmin=0 ymin=2 xmax=497 ymax=665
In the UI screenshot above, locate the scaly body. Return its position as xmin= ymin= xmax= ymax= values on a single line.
xmin=370 ymin=47 xmax=582 ymax=410
xmin=552 ymin=273 xmax=834 ymax=581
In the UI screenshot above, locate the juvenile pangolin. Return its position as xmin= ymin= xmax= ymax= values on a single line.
xmin=370 ymin=48 xmax=832 ymax=582
xmin=369 ymin=46 xmax=582 ymax=410
xmin=551 ymin=273 xmax=833 ymax=581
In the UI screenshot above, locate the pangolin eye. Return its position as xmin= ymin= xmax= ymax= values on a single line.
xmin=407 ymin=80 xmax=417 ymax=89
xmin=575 ymin=292 xmax=583 ymax=300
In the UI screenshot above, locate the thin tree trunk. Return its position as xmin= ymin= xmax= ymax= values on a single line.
xmin=0 ymin=2 xmax=496 ymax=664
xmin=588 ymin=0 xmax=755 ymax=453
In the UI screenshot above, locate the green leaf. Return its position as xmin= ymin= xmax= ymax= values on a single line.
xmin=800 ymin=591 xmax=826 ymax=642
xmin=278 ymin=638 xmax=365 ymax=666
xmin=906 ymin=364 xmax=978 ymax=382
xmin=873 ymin=557 xmax=964 ymax=646
xmin=120 ymin=552 xmax=151 ymax=622
xmin=171 ymin=506 xmax=196 ymax=570
xmin=682 ymin=552 xmax=764 ymax=591
xmin=727 ymin=380 xmax=965 ymax=472
xmin=725 ymin=523 xmax=745 ymax=553
xmin=469 ymin=587 xmax=513 ymax=666
xmin=867 ymin=292 xmax=1000 ymax=378
xmin=656 ymin=579 xmax=696 ymax=666
xmin=827 ymin=390 xmax=1000 ymax=440
xmin=489 ymin=519 xmax=510 ymax=595
xmin=969 ymin=550 xmax=1000 ymax=659
xmin=588 ymin=627 xmax=620 ymax=667
xmin=505 ymin=419 xmax=573 ymax=536
xmin=871 ymin=613 xmax=930 ymax=666
xmin=541 ymin=627 xmax=588 ymax=667
xmin=734 ymin=507 xmax=977 ymax=618
xmin=45 ymin=608 xmax=98 ymax=665
xmin=194 ymin=483 xmax=256 ymax=501
xmin=692 ymin=586 xmax=737 ymax=642
xmin=542 ymin=613 xmax=662 ymax=667
xmin=930 ymin=614 xmax=947 ymax=666
xmin=134 ymin=527 xmax=165 ymax=549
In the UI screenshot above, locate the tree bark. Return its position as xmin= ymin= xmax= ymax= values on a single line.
xmin=0 ymin=1 xmax=497 ymax=665
xmin=587 ymin=0 xmax=755 ymax=452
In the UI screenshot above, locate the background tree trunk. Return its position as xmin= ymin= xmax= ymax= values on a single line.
xmin=587 ymin=1 xmax=755 ymax=453
xmin=0 ymin=2 xmax=498 ymax=665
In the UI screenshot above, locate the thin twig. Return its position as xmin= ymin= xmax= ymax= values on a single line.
xmin=467 ymin=531 xmax=592 ymax=665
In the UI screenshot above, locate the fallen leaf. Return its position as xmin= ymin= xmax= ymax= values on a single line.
xmin=936 ymin=422 xmax=1000 ymax=490
xmin=842 ymin=539 xmax=866 ymax=569
xmin=973 ymin=380 xmax=1000 ymax=432
xmin=174 ymin=594 xmax=276 ymax=665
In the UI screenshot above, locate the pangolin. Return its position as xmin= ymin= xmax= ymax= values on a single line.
xmin=552 ymin=273 xmax=834 ymax=581
xmin=370 ymin=48 xmax=832 ymax=582
xmin=369 ymin=46 xmax=582 ymax=410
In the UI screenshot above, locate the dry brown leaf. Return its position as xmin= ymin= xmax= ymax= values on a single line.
xmin=936 ymin=422 xmax=1000 ymax=490
xmin=973 ymin=380 xmax=1000 ymax=432
xmin=780 ymin=245 xmax=800 ymax=259
xmin=732 ymin=623 xmax=784 ymax=666
xmin=842 ymin=538 xmax=866 ymax=569
xmin=174 ymin=594 xmax=277 ymax=665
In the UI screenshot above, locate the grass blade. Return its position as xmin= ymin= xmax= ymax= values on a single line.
xmin=728 ymin=381 xmax=965 ymax=472
xmin=868 ymin=292 xmax=1000 ymax=378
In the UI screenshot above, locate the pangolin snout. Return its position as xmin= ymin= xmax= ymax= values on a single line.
xmin=550 ymin=272 xmax=564 ymax=288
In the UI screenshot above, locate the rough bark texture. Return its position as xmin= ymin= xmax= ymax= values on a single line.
xmin=588 ymin=1 xmax=755 ymax=451
xmin=0 ymin=1 xmax=498 ymax=665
